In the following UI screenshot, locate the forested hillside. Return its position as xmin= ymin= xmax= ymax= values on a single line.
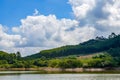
xmin=26 ymin=33 xmax=120 ymax=59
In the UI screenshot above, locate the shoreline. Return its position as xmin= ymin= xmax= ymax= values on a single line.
xmin=0 ymin=67 xmax=120 ymax=73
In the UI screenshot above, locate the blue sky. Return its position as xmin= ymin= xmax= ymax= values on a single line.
xmin=0 ymin=0 xmax=72 ymax=27
xmin=0 ymin=0 xmax=120 ymax=56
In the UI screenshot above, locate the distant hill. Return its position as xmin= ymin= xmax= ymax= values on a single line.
xmin=26 ymin=33 xmax=120 ymax=59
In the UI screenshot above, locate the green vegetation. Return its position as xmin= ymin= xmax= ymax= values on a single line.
xmin=0 ymin=33 xmax=120 ymax=68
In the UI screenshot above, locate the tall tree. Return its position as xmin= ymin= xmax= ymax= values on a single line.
xmin=16 ymin=51 xmax=21 ymax=60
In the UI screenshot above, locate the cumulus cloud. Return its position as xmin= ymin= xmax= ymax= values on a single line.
xmin=0 ymin=24 xmax=25 ymax=48
xmin=97 ymin=0 xmax=120 ymax=33
xmin=12 ymin=14 xmax=95 ymax=48
xmin=69 ymin=0 xmax=120 ymax=36
xmin=69 ymin=0 xmax=96 ymax=20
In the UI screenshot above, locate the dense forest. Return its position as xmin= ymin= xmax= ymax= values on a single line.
xmin=0 ymin=33 xmax=120 ymax=68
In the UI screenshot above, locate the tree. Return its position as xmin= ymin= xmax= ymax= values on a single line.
xmin=16 ymin=51 xmax=21 ymax=60
xmin=108 ymin=32 xmax=116 ymax=39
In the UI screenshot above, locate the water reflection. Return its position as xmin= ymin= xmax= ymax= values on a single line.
xmin=0 ymin=72 xmax=120 ymax=80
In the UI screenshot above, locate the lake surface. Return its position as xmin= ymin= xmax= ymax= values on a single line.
xmin=0 ymin=71 xmax=120 ymax=80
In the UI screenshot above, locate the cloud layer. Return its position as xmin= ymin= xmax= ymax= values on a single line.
xmin=70 ymin=0 xmax=120 ymax=35
xmin=0 ymin=0 xmax=120 ymax=56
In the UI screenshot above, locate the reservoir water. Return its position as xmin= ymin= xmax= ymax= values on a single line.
xmin=0 ymin=71 xmax=120 ymax=80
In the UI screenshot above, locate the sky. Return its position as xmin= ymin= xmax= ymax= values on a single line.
xmin=0 ymin=0 xmax=72 ymax=27
xmin=0 ymin=0 xmax=120 ymax=56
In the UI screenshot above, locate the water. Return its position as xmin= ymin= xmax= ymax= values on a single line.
xmin=0 ymin=71 xmax=120 ymax=80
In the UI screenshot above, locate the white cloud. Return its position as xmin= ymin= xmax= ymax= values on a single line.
xmin=33 ymin=9 xmax=39 ymax=16
xmin=97 ymin=0 xmax=120 ymax=34
xmin=12 ymin=14 xmax=95 ymax=48
xmin=0 ymin=24 xmax=25 ymax=48
xmin=69 ymin=0 xmax=120 ymax=36
xmin=69 ymin=0 xmax=96 ymax=20
xmin=98 ymin=0 xmax=120 ymax=26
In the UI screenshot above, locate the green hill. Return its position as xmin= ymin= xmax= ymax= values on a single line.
xmin=26 ymin=33 xmax=120 ymax=59
xmin=0 ymin=33 xmax=120 ymax=68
